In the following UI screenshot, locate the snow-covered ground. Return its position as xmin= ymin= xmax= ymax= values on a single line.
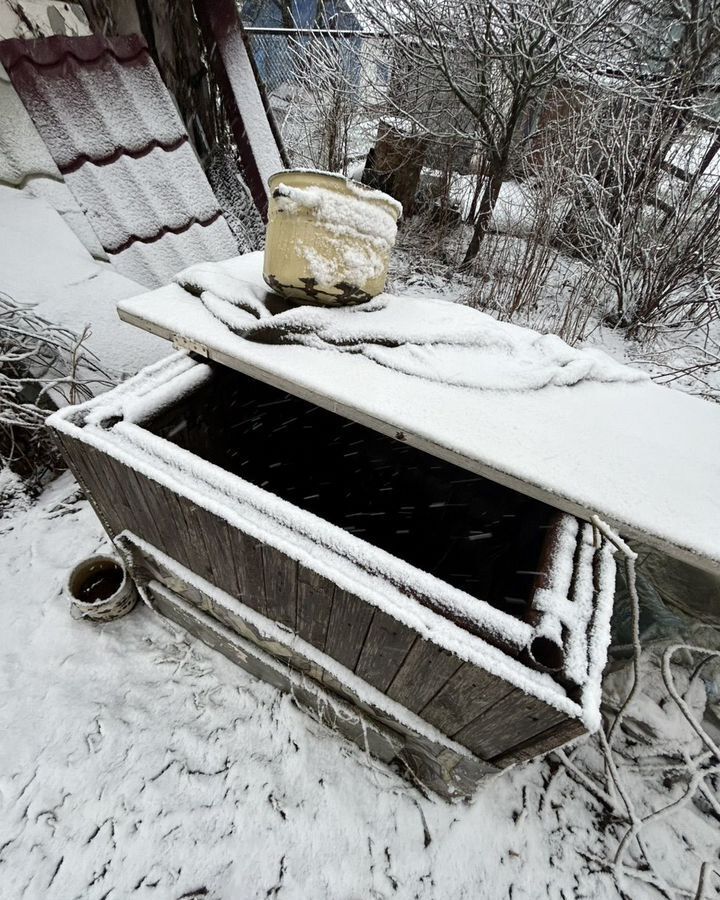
xmin=1 ymin=175 xmax=718 ymax=898
xmin=1 ymin=474 xmax=719 ymax=899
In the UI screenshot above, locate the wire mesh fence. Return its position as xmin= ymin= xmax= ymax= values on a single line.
xmin=244 ymin=27 xmax=391 ymax=172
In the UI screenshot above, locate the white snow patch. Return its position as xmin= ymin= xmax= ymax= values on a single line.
xmin=275 ymin=180 xmax=399 ymax=288
xmin=174 ymin=256 xmax=647 ymax=391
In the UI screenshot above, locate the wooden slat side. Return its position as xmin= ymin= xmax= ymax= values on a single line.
xmin=453 ymin=690 xmax=571 ymax=760
xmin=86 ymin=445 xmax=161 ymax=545
xmin=419 ymin=662 xmax=512 ymax=737
xmin=53 ymin=433 xmax=125 ymax=536
xmin=123 ymin=468 xmax=192 ymax=569
xmin=323 ymin=587 xmax=374 ymax=671
xmin=162 ymin=490 xmax=266 ymax=616
xmin=354 ymin=610 xmax=417 ymax=693
xmin=295 ymin=563 xmax=335 ymax=649
xmin=76 ymin=447 xmax=267 ymax=616
xmin=386 ymin=640 xmax=464 ymax=714
xmin=146 ymin=580 xmax=494 ymax=799
xmin=262 ymin=544 xmax=298 ymax=630
xmin=491 ymin=717 xmax=587 ymax=769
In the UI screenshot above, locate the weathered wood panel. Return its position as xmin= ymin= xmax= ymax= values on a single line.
xmin=55 ymin=433 xmax=125 ymax=537
xmin=453 ymin=689 xmax=569 ymax=760
xmin=419 ymin=662 xmax=512 ymax=738
xmin=354 ymin=610 xmax=417 ymax=693
xmin=386 ymin=639 xmax=464 ymax=714
xmin=140 ymin=569 xmax=497 ymax=800
xmin=323 ymin=587 xmax=375 ymax=670
xmin=262 ymin=544 xmax=297 ymax=630
xmin=53 ymin=422 xmax=587 ymax=775
xmin=491 ymin=717 xmax=587 ymax=769
xmin=295 ymin=564 xmax=335 ymax=648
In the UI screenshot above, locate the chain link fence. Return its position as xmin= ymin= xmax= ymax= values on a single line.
xmin=244 ymin=28 xmax=391 ymax=172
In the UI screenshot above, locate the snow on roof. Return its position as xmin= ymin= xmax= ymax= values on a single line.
xmin=63 ymin=143 xmax=226 ymax=253
xmin=118 ymin=252 xmax=720 ymax=574
xmin=0 ymin=34 xmax=186 ymax=171
xmin=0 ymin=34 xmax=239 ymax=287
xmin=0 ymin=62 xmax=105 ymax=259
xmin=0 ymin=186 xmax=165 ymax=380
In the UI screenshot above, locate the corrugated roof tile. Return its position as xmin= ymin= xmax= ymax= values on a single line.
xmin=0 ymin=34 xmax=240 ymax=286
xmin=0 ymin=35 xmax=185 ymax=171
xmin=0 ymin=62 xmax=106 ymax=258
xmin=65 ymin=143 xmax=224 ymax=252
xmin=110 ymin=218 xmax=238 ymax=286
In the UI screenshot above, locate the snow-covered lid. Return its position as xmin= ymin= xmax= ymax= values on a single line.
xmin=117 ymin=252 xmax=720 ymax=575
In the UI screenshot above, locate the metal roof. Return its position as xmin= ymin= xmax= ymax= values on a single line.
xmin=0 ymin=62 xmax=106 ymax=259
xmin=0 ymin=34 xmax=238 ymax=286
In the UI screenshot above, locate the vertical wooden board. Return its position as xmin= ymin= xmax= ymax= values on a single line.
xmin=295 ymin=563 xmax=335 ymax=649
xmin=171 ymin=496 xmax=266 ymax=615
xmin=386 ymin=639 xmax=464 ymax=714
xmin=323 ymin=587 xmax=375 ymax=671
xmin=55 ymin=435 xmax=125 ymax=536
xmin=262 ymin=544 xmax=297 ymax=630
xmin=86 ymin=448 xmax=157 ymax=544
xmin=175 ymin=497 xmax=240 ymax=597
xmin=165 ymin=494 xmax=217 ymax=586
xmin=354 ymin=610 xmax=417 ymax=693
xmin=491 ymin=717 xmax=587 ymax=769
xmin=83 ymin=452 xmax=162 ymax=549
xmin=453 ymin=689 xmax=570 ymax=760
xmin=228 ymin=526 xmax=266 ymax=611
xmin=419 ymin=662 xmax=512 ymax=737
xmin=123 ymin=468 xmax=191 ymax=567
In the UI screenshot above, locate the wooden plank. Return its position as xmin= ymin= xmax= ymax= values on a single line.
xmin=145 ymin=577 xmax=495 ymax=800
xmin=491 ymin=717 xmax=587 ymax=769
xmin=93 ymin=454 xmax=267 ymax=616
xmin=53 ymin=434 xmax=125 ymax=537
xmin=419 ymin=662 xmax=512 ymax=738
xmin=262 ymin=543 xmax=297 ymax=630
xmin=295 ymin=563 xmax=335 ymax=649
xmin=124 ymin=469 xmax=192 ymax=568
xmin=323 ymin=587 xmax=375 ymax=671
xmin=453 ymin=689 xmax=570 ymax=760
xmin=89 ymin=452 xmax=165 ymax=550
xmin=386 ymin=639 xmax=464 ymax=714
xmin=164 ymin=489 xmax=266 ymax=616
xmin=354 ymin=610 xmax=417 ymax=693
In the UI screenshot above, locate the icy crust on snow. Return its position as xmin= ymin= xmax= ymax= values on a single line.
xmin=50 ymin=353 xmax=614 ymax=729
xmin=274 ymin=182 xmax=399 ymax=288
xmin=174 ymin=257 xmax=646 ymax=390
xmin=124 ymin=533 xmax=493 ymax=774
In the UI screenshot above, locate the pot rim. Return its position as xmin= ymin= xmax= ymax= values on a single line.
xmin=268 ymin=168 xmax=402 ymax=219
xmin=67 ymin=554 xmax=127 ymax=608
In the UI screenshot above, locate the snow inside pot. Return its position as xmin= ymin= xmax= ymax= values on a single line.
xmin=263 ymin=170 xmax=402 ymax=306
xmin=66 ymin=555 xmax=137 ymax=622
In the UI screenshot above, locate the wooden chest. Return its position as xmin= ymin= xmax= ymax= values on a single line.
xmin=49 ymin=352 xmax=616 ymax=800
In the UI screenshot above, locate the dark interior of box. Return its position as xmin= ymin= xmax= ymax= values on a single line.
xmin=144 ymin=365 xmax=557 ymax=621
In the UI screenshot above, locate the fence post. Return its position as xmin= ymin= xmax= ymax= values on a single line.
xmin=193 ymin=0 xmax=286 ymax=219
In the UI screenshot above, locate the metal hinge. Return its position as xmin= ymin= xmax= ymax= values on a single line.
xmin=172 ymin=334 xmax=209 ymax=357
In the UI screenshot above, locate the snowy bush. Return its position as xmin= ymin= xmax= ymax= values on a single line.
xmin=0 ymin=292 xmax=111 ymax=495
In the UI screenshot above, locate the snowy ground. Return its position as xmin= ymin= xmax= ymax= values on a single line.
xmin=1 ymin=183 xmax=718 ymax=897
xmin=1 ymin=475 xmax=719 ymax=899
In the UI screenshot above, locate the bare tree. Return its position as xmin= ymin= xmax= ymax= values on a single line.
xmin=366 ymin=0 xmax=625 ymax=265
